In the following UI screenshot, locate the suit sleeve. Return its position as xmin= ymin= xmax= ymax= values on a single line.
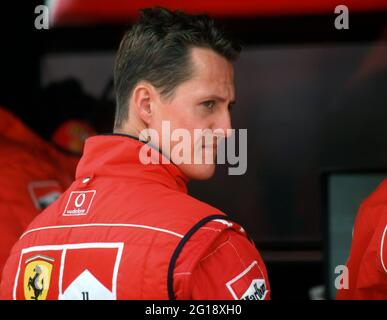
xmin=189 ymin=229 xmax=270 ymax=300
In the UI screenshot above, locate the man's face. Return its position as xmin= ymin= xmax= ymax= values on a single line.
xmin=149 ymin=47 xmax=235 ymax=180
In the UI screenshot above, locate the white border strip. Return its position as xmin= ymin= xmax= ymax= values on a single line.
xmin=13 ymin=255 xmax=23 ymax=300
xmin=112 ymin=244 xmax=124 ymax=299
xmin=381 ymin=224 xmax=387 ymax=273
xmin=20 ymin=223 xmax=184 ymax=240
xmin=58 ymin=248 xmax=66 ymax=298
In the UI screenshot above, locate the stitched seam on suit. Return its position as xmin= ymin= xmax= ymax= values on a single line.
xmin=199 ymin=234 xmax=231 ymax=263
xmin=228 ymin=238 xmax=248 ymax=270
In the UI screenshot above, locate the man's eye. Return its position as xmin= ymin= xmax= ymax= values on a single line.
xmin=202 ymin=101 xmax=215 ymax=109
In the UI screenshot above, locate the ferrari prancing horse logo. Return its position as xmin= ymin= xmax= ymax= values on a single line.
xmin=23 ymin=255 xmax=54 ymax=300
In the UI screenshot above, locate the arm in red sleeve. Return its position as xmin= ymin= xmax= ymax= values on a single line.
xmin=189 ymin=229 xmax=270 ymax=300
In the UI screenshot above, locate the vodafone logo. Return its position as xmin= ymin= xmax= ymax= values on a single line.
xmin=75 ymin=193 xmax=86 ymax=208
xmin=63 ymin=190 xmax=96 ymax=216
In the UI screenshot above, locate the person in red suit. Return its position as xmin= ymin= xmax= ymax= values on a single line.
xmin=0 ymin=8 xmax=270 ymax=300
xmin=0 ymin=107 xmax=94 ymax=276
xmin=336 ymin=180 xmax=387 ymax=299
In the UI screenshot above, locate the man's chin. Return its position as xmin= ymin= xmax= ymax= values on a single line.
xmin=178 ymin=163 xmax=216 ymax=181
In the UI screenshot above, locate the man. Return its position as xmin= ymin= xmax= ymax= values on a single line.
xmin=0 ymin=8 xmax=270 ymax=300
xmin=331 ymin=38 xmax=387 ymax=299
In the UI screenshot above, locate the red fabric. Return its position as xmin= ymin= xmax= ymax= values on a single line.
xmin=51 ymin=0 xmax=387 ymax=26
xmin=0 ymin=108 xmax=79 ymax=276
xmin=0 ymin=134 xmax=269 ymax=300
xmin=191 ymin=229 xmax=270 ymax=300
xmin=336 ymin=179 xmax=387 ymax=299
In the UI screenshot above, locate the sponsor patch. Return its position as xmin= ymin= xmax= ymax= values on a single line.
xmin=23 ymin=255 xmax=54 ymax=300
xmin=226 ymin=261 xmax=268 ymax=300
xmin=63 ymin=190 xmax=96 ymax=216
xmin=14 ymin=243 xmax=123 ymax=300
xmin=28 ymin=180 xmax=62 ymax=210
xmin=60 ymin=246 xmax=120 ymax=300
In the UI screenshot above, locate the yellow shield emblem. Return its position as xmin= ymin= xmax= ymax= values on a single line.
xmin=23 ymin=256 xmax=54 ymax=300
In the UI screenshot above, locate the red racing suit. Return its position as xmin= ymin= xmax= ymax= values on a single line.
xmin=0 ymin=108 xmax=79 ymax=276
xmin=336 ymin=179 xmax=387 ymax=299
xmin=0 ymin=134 xmax=270 ymax=300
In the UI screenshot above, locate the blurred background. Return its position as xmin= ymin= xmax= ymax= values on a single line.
xmin=0 ymin=0 xmax=387 ymax=299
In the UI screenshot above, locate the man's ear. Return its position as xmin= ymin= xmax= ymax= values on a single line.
xmin=131 ymin=83 xmax=156 ymax=125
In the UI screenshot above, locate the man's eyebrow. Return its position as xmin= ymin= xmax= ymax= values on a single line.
xmin=203 ymin=95 xmax=236 ymax=104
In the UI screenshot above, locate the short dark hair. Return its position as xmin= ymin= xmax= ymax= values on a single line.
xmin=113 ymin=7 xmax=241 ymax=129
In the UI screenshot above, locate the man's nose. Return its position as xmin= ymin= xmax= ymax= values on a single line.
xmin=215 ymin=109 xmax=232 ymax=139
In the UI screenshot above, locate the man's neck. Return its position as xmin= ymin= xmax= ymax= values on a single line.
xmin=114 ymin=121 xmax=147 ymax=140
